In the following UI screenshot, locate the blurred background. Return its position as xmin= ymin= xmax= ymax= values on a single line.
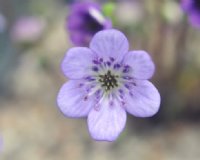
xmin=0 ymin=0 xmax=200 ymax=159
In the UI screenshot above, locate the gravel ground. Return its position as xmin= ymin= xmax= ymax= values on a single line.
xmin=0 ymin=98 xmax=200 ymax=160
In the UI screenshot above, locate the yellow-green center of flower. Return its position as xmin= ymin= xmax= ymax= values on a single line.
xmin=98 ymin=70 xmax=119 ymax=92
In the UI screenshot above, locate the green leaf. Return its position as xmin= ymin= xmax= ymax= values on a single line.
xmin=102 ymin=2 xmax=115 ymax=18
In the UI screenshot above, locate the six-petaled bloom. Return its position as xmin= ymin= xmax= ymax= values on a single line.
xmin=57 ymin=29 xmax=161 ymax=141
xmin=181 ymin=0 xmax=200 ymax=28
xmin=67 ymin=2 xmax=112 ymax=46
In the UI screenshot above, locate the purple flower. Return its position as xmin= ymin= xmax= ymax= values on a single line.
xmin=67 ymin=2 xmax=112 ymax=46
xmin=10 ymin=17 xmax=46 ymax=43
xmin=182 ymin=0 xmax=200 ymax=28
xmin=57 ymin=29 xmax=160 ymax=141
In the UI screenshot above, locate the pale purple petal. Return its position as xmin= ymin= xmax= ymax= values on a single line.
xmin=124 ymin=80 xmax=160 ymax=117
xmin=123 ymin=50 xmax=155 ymax=80
xmin=87 ymin=98 xmax=126 ymax=141
xmin=61 ymin=47 xmax=95 ymax=79
xmin=57 ymin=80 xmax=95 ymax=117
xmin=89 ymin=29 xmax=129 ymax=61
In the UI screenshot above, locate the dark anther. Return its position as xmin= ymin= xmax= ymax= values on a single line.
xmin=114 ymin=63 xmax=121 ymax=69
xmin=123 ymin=65 xmax=130 ymax=73
xmin=84 ymin=96 xmax=88 ymax=101
xmin=109 ymin=57 xmax=115 ymax=62
xmin=92 ymin=66 xmax=99 ymax=72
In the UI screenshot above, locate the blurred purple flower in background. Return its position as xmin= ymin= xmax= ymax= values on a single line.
xmin=181 ymin=0 xmax=200 ymax=28
xmin=67 ymin=2 xmax=112 ymax=46
xmin=57 ymin=29 xmax=160 ymax=141
xmin=10 ymin=16 xmax=46 ymax=44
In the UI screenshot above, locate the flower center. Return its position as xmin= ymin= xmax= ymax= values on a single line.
xmin=98 ymin=70 xmax=119 ymax=92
